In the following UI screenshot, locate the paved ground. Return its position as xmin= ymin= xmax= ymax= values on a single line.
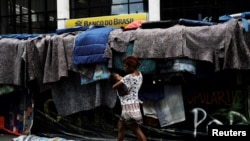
xmin=0 ymin=133 xmax=188 ymax=141
xmin=0 ymin=134 xmax=17 ymax=141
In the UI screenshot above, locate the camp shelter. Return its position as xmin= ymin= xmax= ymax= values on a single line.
xmin=0 ymin=18 xmax=250 ymax=140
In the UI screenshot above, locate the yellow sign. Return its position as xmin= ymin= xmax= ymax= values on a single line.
xmin=65 ymin=13 xmax=147 ymax=28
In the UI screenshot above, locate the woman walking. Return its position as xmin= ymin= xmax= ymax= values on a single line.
xmin=112 ymin=55 xmax=147 ymax=141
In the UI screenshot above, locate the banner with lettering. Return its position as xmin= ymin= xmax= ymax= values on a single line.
xmin=65 ymin=13 xmax=147 ymax=28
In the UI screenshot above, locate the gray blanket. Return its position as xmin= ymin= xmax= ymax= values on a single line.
xmin=27 ymin=32 xmax=80 ymax=84
xmin=133 ymin=19 xmax=238 ymax=62
xmin=43 ymin=33 xmax=73 ymax=83
xmin=133 ymin=25 xmax=184 ymax=58
xmin=25 ymin=35 xmax=46 ymax=86
xmin=103 ymin=28 xmax=136 ymax=68
xmin=0 ymin=38 xmax=24 ymax=86
xmin=51 ymin=71 xmax=117 ymax=116
xmin=222 ymin=20 xmax=250 ymax=70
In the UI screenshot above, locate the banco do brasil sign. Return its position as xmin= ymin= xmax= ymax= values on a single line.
xmin=65 ymin=13 xmax=147 ymax=28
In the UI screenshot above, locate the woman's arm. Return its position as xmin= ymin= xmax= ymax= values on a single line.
xmin=112 ymin=80 xmax=123 ymax=89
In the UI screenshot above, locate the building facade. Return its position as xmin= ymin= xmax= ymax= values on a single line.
xmin=0 ymin=0 xmax=249 ymax=34
xmin=0 ymin=1 xmax=250 ymax=140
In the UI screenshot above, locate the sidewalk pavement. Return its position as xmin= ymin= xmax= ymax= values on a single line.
xmin=0 ymin=134 xmax=16 ymax=141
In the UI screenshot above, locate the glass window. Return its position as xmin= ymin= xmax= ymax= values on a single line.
xmin=72 ymin=9 xmax=89 ymax=18
xmin=112 ymin=0 xmax=128 ymax=4
xmin=47 ymin=0 xmax=57 ymax=11
xmin=129 ymin=3 xmax=144 ymax=13
xmin=16 ymin=0 xmax=29 ymax=14
xmin=73 ymin=0 xmax=89 ymax=8
xmin=31 ymin=0 xmax=45 ymax=12
xmin=70 ymin=0 xmax=145 ymax=18
xmin=112 ymin=4 xmax=128 ymax=15
xmin=90 ymin=7 xmax=111 ymax=17
xmin=0 ymin=0 xmax=57 ymax=34
xmin=130 ymin=0 xmax=143 ymax=2
xmin=31 ymin=13 xmax=37 ymax=22
xmin=90 ymin=0 xmax=112 ymax=6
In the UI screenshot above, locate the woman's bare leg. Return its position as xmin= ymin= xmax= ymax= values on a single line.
xmin=117 ymin=120 xmax=125 ymax=141
xmin=129 ymin=123 xmax=147 ymax=141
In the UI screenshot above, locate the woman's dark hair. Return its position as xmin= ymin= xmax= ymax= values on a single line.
xmin=122 ymin=55 xmax=141 ymax=69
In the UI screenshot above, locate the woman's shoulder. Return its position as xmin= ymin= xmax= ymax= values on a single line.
xmin=132 ymin=71 xmax=142 ymax=76
xmin=135 ymin=71 xmax=142 ymax=78
xmin=123 ymin=71 xmax=142 ymax=78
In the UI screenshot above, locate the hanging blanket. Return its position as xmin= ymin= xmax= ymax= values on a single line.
xmin=133 ymin=25 xmax=184 ymax=58
xmin=222 ymin=20 xmax=250 ymax=70
xmin=42 ymin=33 xmax=78 ymax=83
xmin=51 ymin=71 xmax=117 ymax=116
xmin=142 ymin=84 xmax=185 ymax=127
xmin=80 ymin=63 xmax=110 ymax=85
xmin=0 ymin=38 xmax=25 ymax=86
xmin=103 ymin=28 xmax=136 ymax=68
xmin=133 ymin=19 xmax=238 ymax=67
xmin=183 ymin=18 xmax=237 ymax=66
xmin=112 ymin=42 xmax=156 ymax=74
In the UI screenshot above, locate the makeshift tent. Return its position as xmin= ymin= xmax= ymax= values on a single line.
xmin=0 ymin=18 xmax=249 ymax=140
